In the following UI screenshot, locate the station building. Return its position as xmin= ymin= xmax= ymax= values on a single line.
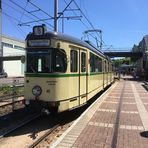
xmin=133 ymin=35 xmax=148 ymax=79
xmin=2 ymin=35 xmax=25 ymax=77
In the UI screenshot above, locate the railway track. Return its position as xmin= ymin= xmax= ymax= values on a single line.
xmin=0 ymin=85 xmax=112 ymax=148
xmin=0 ymin=94 xmax=24 ymax=102
xmin=0 ymin=106 xmax=86 ymax=148
xmin=0 ymin=96 xmax=25 ymax=117
xmin=0 ymin=113 xmax=42 ymax=139
xmin=29 ymin=124 xmax=60 ymax=148
xmin=0 ymin=112 xmax=74 ymax=148
xmin=0 ymin=97 xmax=24 ymax=108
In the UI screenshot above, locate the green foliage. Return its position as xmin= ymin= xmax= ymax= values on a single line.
xmin=0 ymin=85 xmax=24 ymax=96
xmin=112 ymin=58 xmax=131 ymax=67
xmin=0 ymin=85 xmax=12 ymax=95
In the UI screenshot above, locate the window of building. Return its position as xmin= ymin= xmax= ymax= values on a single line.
xmin=2 ymin=42 xmax=13 ymax=48
xmin=14 ymin=45 xmax=25 ymax=50
xmin=70 ymin=49 xmax=78 ymax=72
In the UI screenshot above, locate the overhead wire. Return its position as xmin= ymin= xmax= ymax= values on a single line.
xmin=3 ymin=11 xmax=21 ymax=23
xmin=58 ymin=0 xmax=74 ymax=19
xmin=3 ymin=1 xmax=36 ymax=23
xmin=73 ymin=0 xmax=107 ymax=48
xmin=27 ymin=0 xmax=53 ymax=18
xmin=63 ymin=0 xmax=103 ymax=48
xmin=4 ymin=0 xmax=107 ymax=48
xmin=18 ymin=1 xmax=29 ymax=25
xmin=73 ymin=0 xmax=96 ymax=31
xmin=3 ymin=11 xmax=27 ymax=38
xmin=63 ymin=0 xmax=91 ymax=34
xmin=9 ymin=0 xmax=54 ymax=30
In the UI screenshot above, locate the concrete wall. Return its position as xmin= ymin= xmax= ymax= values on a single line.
xmin=2 ymin=35 xmax=25 ymax=77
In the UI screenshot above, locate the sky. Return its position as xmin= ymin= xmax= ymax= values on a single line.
xmin=2 ymin=0 xmax=148 ymax=50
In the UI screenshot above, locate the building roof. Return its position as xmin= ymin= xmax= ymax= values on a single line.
xmin=2 ymin=34 xmax=25 ymax=44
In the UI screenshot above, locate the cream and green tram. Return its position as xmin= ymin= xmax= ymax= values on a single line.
xmin=24 ymin=25 xmax=113 ymax=113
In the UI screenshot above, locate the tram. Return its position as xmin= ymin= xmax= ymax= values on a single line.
xmin=24 ymin=24 xmax=114 ymax=112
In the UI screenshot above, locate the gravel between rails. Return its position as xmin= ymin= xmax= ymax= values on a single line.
xmin=0 ymin=109 xmax=86 ymax=148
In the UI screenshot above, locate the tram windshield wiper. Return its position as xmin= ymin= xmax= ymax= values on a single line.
xmin=29 ymin=65 xmax=36 ymax=73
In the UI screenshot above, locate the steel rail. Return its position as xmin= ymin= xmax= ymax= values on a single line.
xmin=29 ymin=124 xmax=60 ymax=148
xmin=0 ymin=94 xmax=24 ymax=101
xmin=0 ymin=113 xmax=42 ymax=139
xmin=0 ymin=98 xmax=24 ymax=108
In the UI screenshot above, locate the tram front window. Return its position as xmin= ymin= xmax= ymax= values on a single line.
xmin=26 ymin=48 xmax=67 ymax=73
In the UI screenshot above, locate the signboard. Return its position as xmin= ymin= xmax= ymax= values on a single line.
xmin=28 ymin=39 xmax=50 ymax=47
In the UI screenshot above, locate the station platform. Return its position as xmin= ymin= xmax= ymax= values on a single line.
xmin=51 ymin=77 xmax=148 ymax=148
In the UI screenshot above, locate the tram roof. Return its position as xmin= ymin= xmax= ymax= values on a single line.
xmin=26 ymin=31 xmax=110 ymax=60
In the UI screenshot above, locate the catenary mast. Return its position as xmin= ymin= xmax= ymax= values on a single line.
xmin=54 ymin=0 xmax=58 ymax=32
xmin=0 ymin=0 xmax=3 ymax=73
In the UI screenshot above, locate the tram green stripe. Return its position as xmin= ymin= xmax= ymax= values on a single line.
xmin=26 ymin=73 xmax=84 ymax=77
xmin=25 ymin=72 xmax=104 ymax=77
xmin=90 ymin=72 xmax=103 ymax=76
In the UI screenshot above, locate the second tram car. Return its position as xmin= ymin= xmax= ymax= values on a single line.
xmin=24 ymin=24 xmax=114 ymax=112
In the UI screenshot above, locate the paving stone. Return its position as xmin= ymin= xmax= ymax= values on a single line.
xmin=51 ymin=79 xmax=148 ymax=148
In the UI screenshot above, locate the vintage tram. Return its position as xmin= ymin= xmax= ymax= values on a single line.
xmin=24 ymin=24 xmax=114 ymax=112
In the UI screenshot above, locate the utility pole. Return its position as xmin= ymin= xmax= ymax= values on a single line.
xmin=54 ymin=0 xmax=58 ymax=32
xmin=0 ymin=0 xmax=3 ymax=73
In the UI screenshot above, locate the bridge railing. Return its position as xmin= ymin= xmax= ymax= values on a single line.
xmin=102 ymin=48 xmax=132 ymax=53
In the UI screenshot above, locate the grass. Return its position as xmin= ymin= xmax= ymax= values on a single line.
xmin=0 ymin=85 xmax=24 ymax=96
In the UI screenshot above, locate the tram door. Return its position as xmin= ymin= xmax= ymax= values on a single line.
xmin=79 ymin=49 xmax=87 ymax=105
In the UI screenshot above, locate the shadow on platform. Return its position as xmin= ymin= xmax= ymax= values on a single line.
xmin=140 ymin=131 xmax=148 ymax=138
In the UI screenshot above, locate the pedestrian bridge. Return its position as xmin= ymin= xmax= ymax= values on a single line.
xmin=104 ymin=51 xmax=143 ymax=58
xmin=103 ymin=48 xmax=143 ymax=58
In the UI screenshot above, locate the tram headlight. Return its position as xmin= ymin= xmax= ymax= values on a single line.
xmin=32 ymin=85 xmax=42 ymax=96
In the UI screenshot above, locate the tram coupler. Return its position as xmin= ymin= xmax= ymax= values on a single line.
xmin=41 ymin=108 xmax=50 ymax=115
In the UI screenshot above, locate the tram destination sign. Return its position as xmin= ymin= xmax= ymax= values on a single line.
xmin=28 ymin=39 xmax=50 ymax=47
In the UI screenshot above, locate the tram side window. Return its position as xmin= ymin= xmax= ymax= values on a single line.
xmin=53 ymin=49 xmax=67 ymax=73
xmin=90 ymin=53 xmax=102 ymax=72
xmin=107 ymin=62 xmax=109 ymax=72
xmin=111 ymin=64 xmax=113 ymax=72
xmin=104 ymin=61 xmax=107 ymax=72
xmin=96 ymin=57 xmax=102 ymax=72
xmin=90 ymin=53 xmax=95 ymax=72
xmin=108 ymin=62 xmax=110 ymax=72
xmin=109 ymin=63 xmax=111 ymax=72
xmin=71 ymin=50 xmax=78 ymax=72
xmin=81 ymin=52 xmax=86 ymax=72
